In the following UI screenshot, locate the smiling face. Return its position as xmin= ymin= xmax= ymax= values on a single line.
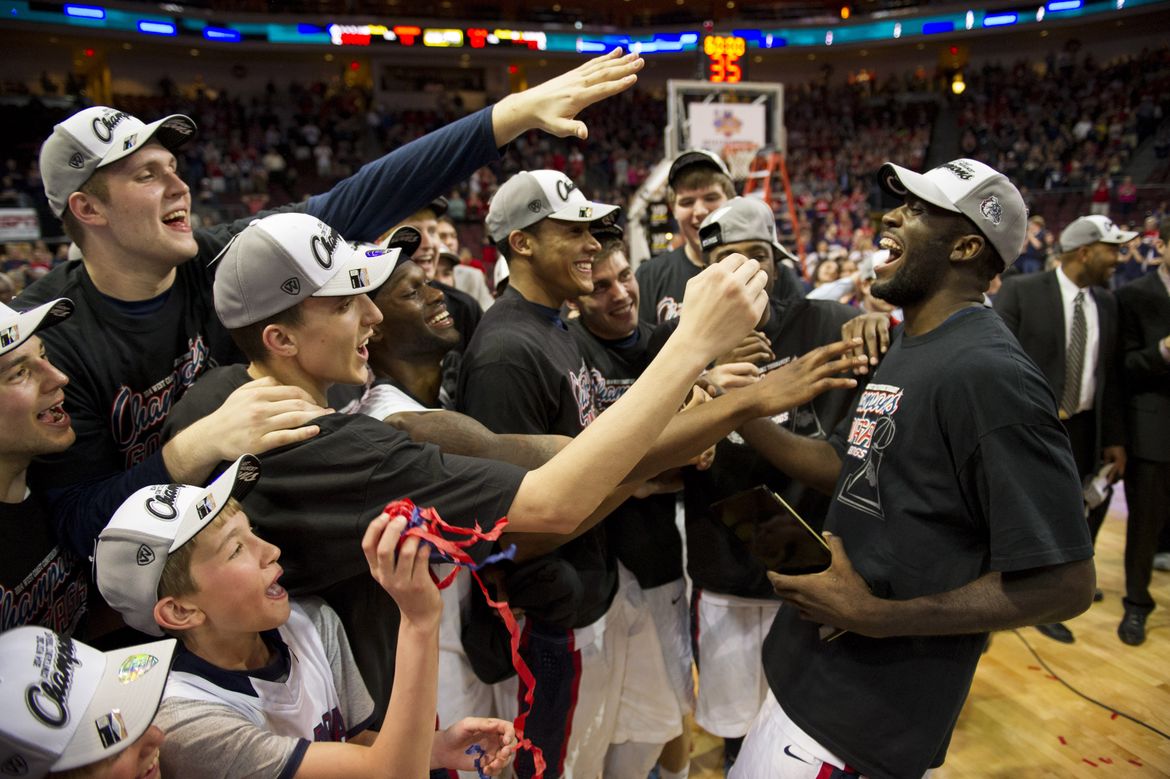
xmin=393 ymin=209 xmax=441 ymax=280
xmin=673 ymin=183 xmax=730 ymax=256
xmin=436 ymin=219 xmax=460 ymax=254
xmin=1076 ymin=242 xmax=1122 ymax=287
xmin=518 ymin=217 xmax=603 ymax=307
xmin=184 ymin=507 xmax=289 ymax=636
xmin=76 ymin=142 xmax=196 ymax=269
xmin=575 ymin=246 xmax=639 ymax=341
xmin=286 ymin=293 xmax=382 ymax=392
xmin=371 ymin=261 xmax=460 ymax=362
xmin=872 ymin=195 xmax=962 ymax=308
xmin=0 ymin=335 xmax=75 ymax=461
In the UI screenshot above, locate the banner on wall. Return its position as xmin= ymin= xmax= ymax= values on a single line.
xmin=0 ymin=209 xmax=40 ymax=241
xmin=687 ymin=103 xmax=766 ymax=151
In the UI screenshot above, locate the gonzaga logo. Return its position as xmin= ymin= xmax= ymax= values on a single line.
xmin=26 ymin=632 xmax=82 ymax=728
xmin=567 ymin=360 xmax=599 ymax=428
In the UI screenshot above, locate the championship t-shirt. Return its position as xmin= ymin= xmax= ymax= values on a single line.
xmin=0 ymin=493 xmax=87 ymax=635
xmin=762 ymin=307 xmax=1094 ymax=779
xmin=635 ymin=246 xmax=698 ymax=326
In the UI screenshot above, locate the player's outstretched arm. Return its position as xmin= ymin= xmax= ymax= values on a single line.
xmin=506 ymin=254 xmax=767 ymax=534
xmin=491 ymin=49 xmax=644 ymax=145
xmin=294 ymin=513 xmax=443 ymax=778
xmin=163 ymin=377 xmax=328 ymax=486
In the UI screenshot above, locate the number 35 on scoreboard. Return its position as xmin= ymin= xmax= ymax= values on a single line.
xmin=702 ymin=35 xmax=748 ymax=84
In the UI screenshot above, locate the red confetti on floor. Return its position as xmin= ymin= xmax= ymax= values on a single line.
xmin=1047 ymin=674 xmax=1059 ymax=680
xmin=1100 ymin=758 xmax=1113 ymax=764
xmin=1058 ymin=736 xmax=1068 ymax=745
xmin=1129 ymin=759 xmax=1144 ymax=767
xmin=1110 ymin=712 xmax=1119 ymax=720
xmin=1083 ymin=758 xmax=1098 ymax=767
xmin=1028 ymin=665 xmax=1041 ymax=670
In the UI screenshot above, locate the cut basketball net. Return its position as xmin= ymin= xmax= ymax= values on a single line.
xmin=722 ymin=141 xmax=762 ymax=187
xmin=382 ymin=499 xmax=547 ymax=779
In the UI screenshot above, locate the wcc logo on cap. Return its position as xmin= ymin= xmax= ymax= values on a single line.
xmin=486 ymin=170 xmax=620 ymax=243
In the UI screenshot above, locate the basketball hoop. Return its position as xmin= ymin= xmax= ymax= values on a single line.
xmin=722 ymin=141 xmax=762 ymax=185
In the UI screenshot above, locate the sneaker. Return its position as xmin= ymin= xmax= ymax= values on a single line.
xmin=1153 ymin=552 xmax=1170 ymax=572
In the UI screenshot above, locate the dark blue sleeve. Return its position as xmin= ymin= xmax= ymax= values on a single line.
xmin=306 ymin=106 xmax=501 ymax=243
xmin=45 ymin=451 xmax=173 ymax=559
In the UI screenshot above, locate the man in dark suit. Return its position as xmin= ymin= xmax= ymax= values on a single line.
xmin=995 ymin=214 xmax=1132 ymax=643
xmin=1115 ymin=217 xmax=1170 ymax=645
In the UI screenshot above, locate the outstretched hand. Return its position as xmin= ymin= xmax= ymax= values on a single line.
xmin=432 ymin=717 xmax=517 ymax=776
xmin=716 ymin=330 xmax=775 ymax=367
xmin=493 ymin=49 xmax=644 ymax=145
xmin=754 ymin=339 xmax=865 ymax=416
xmin=361 ymin=511 xmax=442 ymax=629
xmin=767 ymin=532 xmax=884 ymax=636
xmin=841 ymin=312 xmax=891 ymax=375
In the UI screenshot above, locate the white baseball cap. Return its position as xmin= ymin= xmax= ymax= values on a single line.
xmin=213 ymin=213 xmax=401 ymax=329
xmin=485 ymin=170 xmax=619 ymax=243
xmin=879 ymin=158 xmax=1027 ymax=268
xmin=94 ymin=455 xmax=261 ymax=636
xmin=40 ymin=106 xmax=197 ymax=217
xmin=0 ymin=299 xmax=73 ymax=357
xmin=1058 ymin=215 xmax=1139 ymax=252
xmin=0 ymin=627 xmax=175 ymax=778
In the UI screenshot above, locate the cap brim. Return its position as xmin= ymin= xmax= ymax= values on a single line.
xmin=51 ymin=639 xmax=176 ymax=771
xmin=548 ymin=201 xmax=620 ymax=224
xmin=315 ymin=247 xmax=401 ymax=297
xmin=170 ymin=454 xmax=261 ymax=552
xmin=878 ymin=162 xmax=961 ymax=213
xmin=1102 ymin=229 xmax=1139 ymax=244
xmin=379 ymin=225 xmax=421 ymax=258
xmin=96 ymin=114 xmax=197 ymax=170
xmin=1 ymin=298 xmax=74 ymax=356
xmin=772 ymin=240 xmax=799 ymax=264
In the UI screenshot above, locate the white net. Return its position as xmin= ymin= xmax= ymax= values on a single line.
xmin=722 ymin=141 xmax=762 ymax=185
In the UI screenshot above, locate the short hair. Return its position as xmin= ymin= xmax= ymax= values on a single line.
xmin=228 ymin=303 xmax=304 ymax=364
xmin=596 ymin=238 xmax=625 ymax=265
xmin=60 ymin=172 xmax=110 ymax=251
xmin=668 ymin=166 xmax=735 ymax=205
xmin=438 ymin=214 xmax=458 ymax=229
xmin=157 ymin=498 xmax=245 ymax=602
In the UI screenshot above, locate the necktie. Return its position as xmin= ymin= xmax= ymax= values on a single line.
xmin=1060 ymin=290 xmax=1086 ymax=418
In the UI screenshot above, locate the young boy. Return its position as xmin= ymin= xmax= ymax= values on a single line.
xmin=0 ymin=625 xmax=174 ymax=779
xmin=94 ymin=455 xmax=516 ymax=779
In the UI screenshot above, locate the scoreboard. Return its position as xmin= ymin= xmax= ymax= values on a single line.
xmin=701 ymin=35 xmax=748 ymax=83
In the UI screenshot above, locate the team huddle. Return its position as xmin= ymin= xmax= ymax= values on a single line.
xmin=1 ymin=48 xmax=1101 ymax=779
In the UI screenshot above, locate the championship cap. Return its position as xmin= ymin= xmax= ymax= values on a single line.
xmin=213 ymin=212 xmax=401 ymax=329
xmin=1058 ymin=215 xmax=1139 ymax=252
xmin=699 ymin=196 xmax=798 ymax=264
xmin=668 ymin=149 xmax=732 ymax=187
xmin=94 ymin=455 xmax=261 ymax=636
xmin=377 ymin=224 xmax=423 ymax=259
xmin=485 ymin=170 xmax=619 ymax=243
xmin=879 ymin=158 xmax=1027 ymax=267
xmin=40 ymin=106 xmax=197 ymax=216
xmin=0 ymin=299 xmax=73 ymax=357
xmin=0 ymin=627 xmax=175 ymax=778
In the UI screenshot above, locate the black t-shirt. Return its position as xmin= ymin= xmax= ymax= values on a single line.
xmin=677 ymin=297 xmax=860 ymax=597
xmin=762 ymin=308 xmax=1094 ymax=779
xmin=458 ymin=286 xmax=615 ymax=628
xmin=165 ymin=364 xmax=527 ymax=722
xmin=569 ymin=319 xmax=682 ymax=589
xmin=634 ymin=246 xmax=698 ymax=326
xmin=0 ymin=493 xmax=87 ymax=635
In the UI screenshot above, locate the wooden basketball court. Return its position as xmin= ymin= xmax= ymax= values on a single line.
xmin=688 ymin=492 xmax=1170 ymax=777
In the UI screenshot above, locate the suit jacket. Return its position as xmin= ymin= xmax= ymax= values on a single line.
xmin=1116 ymin=271 xmax=1170 ymax=462
xmin=994 ymin=269 xmax=1125 ymax=458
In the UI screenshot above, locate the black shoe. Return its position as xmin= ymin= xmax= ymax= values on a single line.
xmin=1093 ymin=589 xmax=1104 ymax=603
xmin=1036 ymin=622 xmax=1075 ymax=644
xmin=1118 ymin=608 xmax=1149 ymax=646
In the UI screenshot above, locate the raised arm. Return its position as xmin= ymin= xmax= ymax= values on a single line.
xmin=505 ymin=255 xmax=767 ymax=533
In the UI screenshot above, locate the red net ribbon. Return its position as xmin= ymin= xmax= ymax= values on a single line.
xmin=382 ymin=499 xmax=546 ymax=778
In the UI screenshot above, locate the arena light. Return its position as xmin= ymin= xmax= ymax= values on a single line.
xmin=137 ymin=20 xmax=177 ymax=35
xmin=922 ymin=20 xmax=954 ymax=34
xmin=982 ymin=12 xmax=1018 ymax=26
xmin=203 ymin=26 xmax=240 ymax=42
xmin=423 ymin=28 xmax=463 ymax=47
xmin=965 ymin=10 xmax=975 ymax=28
xmin=1047 ymin=0 xmax=1082 ymax=10
xmin=64 ymin=4 xmax=105 ymax=20
xmin=576 ymin=40 xmax=608 ymax=53
xmin=951 ymin=73 xmax=966 ymax=94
